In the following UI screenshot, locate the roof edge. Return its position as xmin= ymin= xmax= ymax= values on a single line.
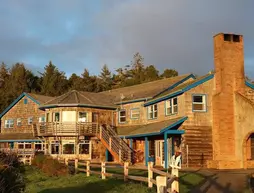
xmin=144 ymin=74 xmax=214 ymax=107
xmin=0 ymin=92 xmax=40 ymax=119
xmin=39 ymin=103 xmax=117 ymax=110
xmin=115 ymin=97 xmax=152 ymax=105
xmin=246 ymin=81 xmax=254 ymax=89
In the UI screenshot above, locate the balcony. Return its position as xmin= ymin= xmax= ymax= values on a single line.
xmin=35 ymin=122 xmax=100 ymax=136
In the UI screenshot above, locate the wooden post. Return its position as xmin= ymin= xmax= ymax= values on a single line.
xmin=29 ymin=156 xmax=32 ymax=165
xmin=75 ymin=159 xmax=78 ymax=173
xmin=148 ymin=161 xmax=154 ymax=188
xmin=119 ymin=149 xmax=122 ymax=162
xmin=86 ymin=161 xmax=90 ymax=177
xmin=124 ymin=162 xmax=129 ymax=182
xmin=171 ymin=168 xmax=179 ymax=193
xmin=101 ymin=162 xmax=106 ymax=179
xmin=65 ymin=158 xmax=68 ymax=166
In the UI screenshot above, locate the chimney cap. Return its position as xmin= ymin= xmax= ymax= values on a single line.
xmin=213 ymin=32 xmax=242 ymax=38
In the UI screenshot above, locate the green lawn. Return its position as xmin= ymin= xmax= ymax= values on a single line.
xmin=24 ymin=166 xmax=204 ymax=193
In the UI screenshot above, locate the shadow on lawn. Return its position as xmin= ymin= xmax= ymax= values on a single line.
xmin=38 ymin=178 xmax=151 ymax=193
xmin=180 ymin=169 xmax=246 ymax=193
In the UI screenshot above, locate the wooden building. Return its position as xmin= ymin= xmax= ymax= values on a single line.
xmin=0 ymin=32 xmax=254 ymax=169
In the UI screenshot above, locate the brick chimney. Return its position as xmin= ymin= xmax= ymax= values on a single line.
xmin=211 ymin=33 xmax=245 ymax=169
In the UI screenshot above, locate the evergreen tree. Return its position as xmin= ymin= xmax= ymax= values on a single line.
xmin=99 ymin=64 xmax=112 ymax=91
xmin=144 ymin=65 xmax=159 ymax=82
xmin=81 ymin=69 xmax=97 ymax=92
xmin=40 ymin=61 xmax=68 ymax=96
xmin=161 ymin=69 xmax=178 ymax=78
xmin=68 ymin=73 xmax=84 ymax=91
xmin=129 ymin=52 xmax=145 ymax=84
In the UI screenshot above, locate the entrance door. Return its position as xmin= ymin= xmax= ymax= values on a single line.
xmin=155 ymin=140 xmax=164 ymax=166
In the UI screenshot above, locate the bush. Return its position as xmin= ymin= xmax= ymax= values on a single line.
xmin=0 ymin=152 xmax=25 ymax=193
xmin=32 ymin=155 xmax=68 ymax=176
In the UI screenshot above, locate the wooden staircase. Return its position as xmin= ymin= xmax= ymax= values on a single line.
xmin=98 ymin=125 xmax=132 ymax=162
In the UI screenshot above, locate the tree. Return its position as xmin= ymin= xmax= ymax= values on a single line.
xmin=68 ymin=73 xmax=84 ymax=91
xmin=81 ymin=69 xmax=98 ymax=92
xmin=161 ymin=69 xmax=178 ymax=78
xmin=40 ymin=61 xmax=68 ymax=96
xmin=144 ymin=65 xmax=159 ymax=82
xmin=129 ymin=52 xmax=145 ymax=84
xmin=99 ymin=64 xmax=112 ymax=91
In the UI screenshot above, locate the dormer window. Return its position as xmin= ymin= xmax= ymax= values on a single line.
xmin=192 ymin=94 xmax=207 ymax=112
xmin=165 ymin=97 xmax=178 ymax=115
xmin=119 ymin=110 xmax=126 ymax=123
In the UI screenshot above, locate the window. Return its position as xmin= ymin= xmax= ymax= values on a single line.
xmin=233 ymin=35 xmax=240 ymax=42
xmin=46 ymin=113 xmax=50 ymax=122
xmin=35 ymin=142 xmax=44 ymax=152
xmin=130 ymin=108 xmax=140 ymax=119
xmin=24 ymin=98 xmax=28 ymax=104
xmin=224 ymin=34 xmax=231 ymax=42
xmin=165 ymin=97 xmax=178 ymax=115
xmin=79 ymin=140 xmax=90 ymax=154
xmin=50 ymin=141 xmax=60 ymax=154
xmin=4 ymin=119 xmax=14 ymax=128
xmin=39 ymin=116 xmax=45 ymax=123
xmin=119 ymin=110 xmax=126 ymax=123
xmin=192 ymin=94 xmax=207 ymax=112
xmin=17 ymin=142 xmax=32 ymax=149
xmin=78 ymin=112 xmax=88 ymax=122
xmin=62 ymin=141 xmax=75 ymax=154
xmin=148 ymin=104 xmax=158 ymax=119
xmin=54 ymin=112 xmax=60 ymax=122
xmin=28 ymin=117 xmax=33 ymax=125
xmin=17 ymin=118 xmax=22 ymax=126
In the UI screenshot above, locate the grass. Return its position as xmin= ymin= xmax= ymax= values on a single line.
xmin=24 ymin=166 xmax=204 ymax=193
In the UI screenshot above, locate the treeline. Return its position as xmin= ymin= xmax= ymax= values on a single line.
xmin=0 ymin=52 xmax=178 ymax=112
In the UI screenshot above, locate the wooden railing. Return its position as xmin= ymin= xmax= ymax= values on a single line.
xmin=64 ymin=159 xmax=179 ymax=193
xmin=34 ymin=122 xmax=132 ymax=162
xmin=0 ymin=148 xmax=35 ymax=156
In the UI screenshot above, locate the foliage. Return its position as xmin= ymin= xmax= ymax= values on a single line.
xmin=0 ymin=152 xmax=25 ymax=193
xmin=32 ymin=155 xmax=68 ymax=177
xmin=0 ymin=53 xmax=179 ymax=112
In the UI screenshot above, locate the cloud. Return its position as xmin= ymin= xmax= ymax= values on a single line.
xmin=0 ymin=0 xmax=254 ymax=78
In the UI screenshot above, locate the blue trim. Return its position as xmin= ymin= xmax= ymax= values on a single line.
xmin=105 ymin=149 xmax=109 ymax=161
xmin=115 ymin=97 xmax=152 ymax=105
xmin=0 ymin=92 xmax=40 ymax=118
xmin=129 ymin=139 xmax=133 ymax=149
xmin=164 ymin=133 xmax=168 ymax=169
xmin=192 ymin=94 xmax=208 ymax=113
xmin=144 ymin=74 xmax=214 ymax=107
xmin=24 ymin=98 xmax=28 ymax=104
xmin=0 ymin=139 xmax=43 ymax=142
xmin=122 ymin=116 xmax=187 ymax=138
xmin=153 ymin=74 xmax=196 ymax=98
xmin=246 ymin=81 xmax=254 ymax=89
xmin=145 ymin=137 xmax=149 ymax=166
xmin=130 ymin=108 xmax=140 ymax=120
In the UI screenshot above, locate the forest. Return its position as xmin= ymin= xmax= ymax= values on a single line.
xmin=0 ymin=52 xmax=179 ymax=112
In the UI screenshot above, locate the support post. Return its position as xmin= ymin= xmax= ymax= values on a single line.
xmin=164 ymin=133 xmax=168 ymax=169
xmin=101 ymin=162 xmax=106 ymax=179
xmin=124 ymin=162 xmax=129 ymax=182
xmin=86 ymin=161 xmax=90 ymax=177
xmin=105 ymin=149 xmax=109 ymax=162
xmin=171 ymin=168 xmax=179 ymax=192
xmin=65 ymin=158 xmax=68 ymax=166
xmin=129 ymin=139 xmax=133 ymax=149
xmin=148 ymin=161 xmax=154 ymax=188
xmin=145 ymin=137 xmax=149 ymax=166
xmin=75 ymin=159 xmax=78 ymax=173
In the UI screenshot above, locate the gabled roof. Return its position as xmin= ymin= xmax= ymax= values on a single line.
xmin=39 ymin=90 xmax=117 ymax=110
xmin=0 ymin=92 xmax=54 ymax=118
xmin=117 ymin=116 xmax=187 ymax=138
xmin=101 ymin=74 xmax=195 ymax=104
xmin=144 ymin=73 xmax=214 ymax=106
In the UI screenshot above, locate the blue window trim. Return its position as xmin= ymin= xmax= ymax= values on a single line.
xmin=130 ymin=108 xmax=140 ymax=120
xmin=164 ymin=97 xmax=178 ymax=116
xmin=192 ymin=94 xmax=208 ymax=113
xmin=118 ymin=109 xmax=127 ymax=124
xmin=24 ymin=98 xmax=28 ymax=104
xmin=147 ymin=104 xmax=158 ymax=120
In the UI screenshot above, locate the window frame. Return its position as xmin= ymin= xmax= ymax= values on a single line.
xmin=192 ymin=94 xmax=207 ymax=112
xmin=5 ymin=119 xmax=14 ymax=128
xmin=17 ymin=118 xmax=22 ymax=126
xmin=130 ymin=108 xmax=140 ymax=120
xmin=50 ymin=140 xmax=60 ymax=155
xmin=62 ymin=140 xmax=75 ymax=155
xmin=28 ymin=117 xmax=33 ymax=125
xmin=39 ymin=116 xmax=45 ymax=123
xmin=78 ymin=112 xmax=88 ymax=122
xmin=118 ymin=109 xmax=127 ymax=123
xmin=24 ymin=98 xmax=28 ymax=104
xmin=78 ymin=140 xmax=91 ymax=155
xmin=53 ymin=112 xmax=60 ymax=122
xmin=147 ymin=104 xmax=158 ymax=120
xmin=165 ymin=97 xmax=178 ymax=116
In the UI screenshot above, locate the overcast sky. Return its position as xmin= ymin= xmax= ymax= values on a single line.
xmin=0 ymin=0 xmax=254 ymax=78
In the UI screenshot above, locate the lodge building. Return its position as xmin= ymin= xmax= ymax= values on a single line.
xmin=0 ymin=33 xmax=254 ymax=169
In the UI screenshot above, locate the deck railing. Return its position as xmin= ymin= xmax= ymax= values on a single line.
xmin=0 ymin=148 xmax=35 ymax=155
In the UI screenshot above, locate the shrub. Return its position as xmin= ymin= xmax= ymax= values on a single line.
xmin=0 ymin=152 xmax=25 ymax=193
xmin=32 ymin=155 xmax=68 ymax=176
